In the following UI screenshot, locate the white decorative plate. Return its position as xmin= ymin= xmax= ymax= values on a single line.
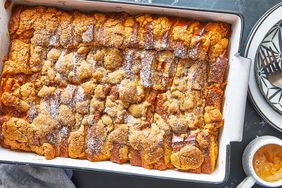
xmin=245 ymin=2 xmax=282 ymax=131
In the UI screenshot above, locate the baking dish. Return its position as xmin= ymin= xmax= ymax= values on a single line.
xmin=0 ymin=0 xmax=250 ymax=184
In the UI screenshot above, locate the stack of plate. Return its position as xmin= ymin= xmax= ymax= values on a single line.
xmin=245 ymin=2 xmax=282 ymax=131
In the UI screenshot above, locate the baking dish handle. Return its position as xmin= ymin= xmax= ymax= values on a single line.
xmin=226 ymin=53 xmax=251 ymax=142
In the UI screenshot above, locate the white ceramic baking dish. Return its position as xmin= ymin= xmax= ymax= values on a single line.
xmin=0 ymin=0 xmax=251 ymax=184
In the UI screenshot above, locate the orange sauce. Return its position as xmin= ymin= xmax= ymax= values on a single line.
xmin=253 ymin=144 xmax=282 ymax=182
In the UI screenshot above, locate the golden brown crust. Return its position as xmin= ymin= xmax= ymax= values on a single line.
xmin=8 ymin=5 xmax=22 ymax=38
xmin=171 ymin=145 xmax=204 ymax=170
xmin=208 ymin=53 xmax=228 ymax=84
xmin=9 ymin=6 xmax=231 ymax=57
xmin=0 ymin=5 xmax=230 ymax=174
xmin=3 ymin=39 xmax=30 ymax=76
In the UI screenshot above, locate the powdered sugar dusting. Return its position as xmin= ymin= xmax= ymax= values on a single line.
xmin=27 ymin=102 xmax=38 ymax=123
xmin=82 ymin=25 xmax=94 ymax=42
xmin=68 ymin=53 xmax=78 ymax=82
xmin=140 ymin=51 xmax=154 ymax=87
xmin=152 ymin=128 xmax=164 ymax=145
xmin=59 ymin=126 xmax=68 ymax=139
xmin=123 ymin=49 xmax=134 ymax=76
xmin=49 ymin=34 xmax=59 ymax=46
xmin=174 ymin=42 xmax=186 ymax=58
xmin=38 ymin=90 xmax=60 ymax=119
xmin=162 ymin=31 xmax=169 ymax=49
xmin=39 ymin=99 xmax=49 ymax=113
xmin=66 ymin=84 xmax=76 ymax=96
xmin=124 ymin=114 xmax=138 ymax=124
xmin=86 ymin=138 xmax=94 ymax=155
xmin=72 ymin=52 xmax=79 ymax=67
xmin=172 ymin=134 xmax=184 ymax=143
xmin=104 ymin=107 xmax=112 ymax=116
xmin=70 ymin=52 xmax=86 ymax=82
xmin=143 ymin=129 xmax=150 ymax=137
xmin=62 ymin=85 xmax=85 ymax=107
xmin=156 ymin=31 xmax=169 ymax=50
xmin=87 ymin=54 xmax=97 ymax=70
xmin=87 ymin=115 xmax=96 ymax=126
xmin=144 ymin=24 xmax=154 ymax=49
xmin=73 ymin=86 xmax=85 ymax=104
xmin=59 ymin=49 xmax=67 ymax=59
xmin=49 ymin=90 xmax=61 ymax=118
xmin=47 ymin=132 xmax=57 ymax=145
xmin=86 ymin=135 xmax=103 ymax=155
xmin=54 ymin=49 xmax=67 ymax=71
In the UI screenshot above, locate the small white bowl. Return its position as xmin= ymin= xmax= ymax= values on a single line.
xmin=237 ymin=136 xmax=282 ymax=188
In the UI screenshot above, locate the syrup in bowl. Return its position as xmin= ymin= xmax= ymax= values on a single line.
xmin=253 ymin=144 xmax=282 ymax=182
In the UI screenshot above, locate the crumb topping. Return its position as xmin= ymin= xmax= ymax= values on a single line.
xmin=0 ymin=6 xmax=230 ymax=174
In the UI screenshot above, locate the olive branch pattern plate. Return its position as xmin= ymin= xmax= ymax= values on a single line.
xmin=255 ymin=20 xmax=282 ymax=114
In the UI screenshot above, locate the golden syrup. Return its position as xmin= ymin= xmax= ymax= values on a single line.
xmin=253 ymin=144 xmax=282 ymax=182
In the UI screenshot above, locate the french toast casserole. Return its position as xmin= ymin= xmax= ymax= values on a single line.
xmin=0 ymin=5 xmax=230 ymax=174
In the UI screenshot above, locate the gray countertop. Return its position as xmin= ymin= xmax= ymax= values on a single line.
xmin=72 ymin=0 xmax=282 ymax=187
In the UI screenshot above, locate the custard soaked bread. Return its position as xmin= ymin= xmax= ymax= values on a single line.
xmin=0 ymin=5 xmax=230 ymax=174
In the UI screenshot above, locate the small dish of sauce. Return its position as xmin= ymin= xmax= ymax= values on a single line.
xmin=253 ymin=144 xmax=282 ymax=182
